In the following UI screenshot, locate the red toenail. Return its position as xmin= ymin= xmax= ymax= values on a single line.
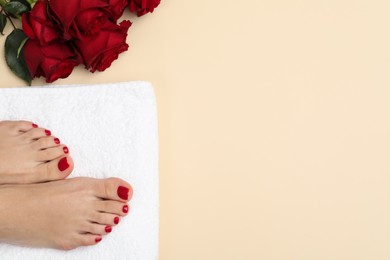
xmin=117 ymin=186 xmax=129 ymax=200
xmin=63 ymin=146 xmax=69 ymax=154
xmin=95 ymin=237 xmax=102 ymax=243
xmin=32 ymin=123 xmax=38 ymax=128
xmin=58 ymin=157 xmax=69 ymax=171
xmin=114 ymin=217 xmax=120 ymax=224
xmin=45 ymin=129 xmax=51 ymax=136
xmin=122 ymin=205 xmax=129 ymax=213
xmin=54 ymin=138 xmax=60 ymax=144
xmin=105 ymin=226 xmax=112 ymax=233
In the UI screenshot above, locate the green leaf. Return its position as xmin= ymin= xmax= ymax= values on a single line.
xmin=4 ymin=1 xmax=30 ymax=16
xmin=0 ymin=13 xmax=6 ymax=35
xmin=5 ymin=29 xmax=32 ymax=85
xmin=11 ymin=0 xmax=31 ymax=11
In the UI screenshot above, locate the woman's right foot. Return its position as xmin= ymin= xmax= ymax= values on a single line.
xmin=0 ymin=120 xmax=74 ymax=184
xmin=0 ymin=177 xmax=133 ymax=250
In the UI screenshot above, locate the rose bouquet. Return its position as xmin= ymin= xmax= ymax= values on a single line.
xmin=0 ymin=0 xmax=160 ymax=85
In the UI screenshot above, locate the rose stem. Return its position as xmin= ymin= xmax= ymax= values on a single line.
xmin=0 ymin=1 xmax=18 ymax=30
xmin=6 ymin=13 xmax=17 ymax=29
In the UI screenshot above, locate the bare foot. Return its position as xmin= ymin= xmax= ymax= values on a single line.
xmin=0 ymin=177 xmax=133 ymax=250
xmin=0 ymin=120 xmax=74 ymax=184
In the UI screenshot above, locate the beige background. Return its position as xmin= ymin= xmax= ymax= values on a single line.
xmin=2 ymin=0 xmax=390 ymax=259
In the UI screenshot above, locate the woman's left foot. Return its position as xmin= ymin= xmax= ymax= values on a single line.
xmin=0 ymin=120 xmax=74 ymax=184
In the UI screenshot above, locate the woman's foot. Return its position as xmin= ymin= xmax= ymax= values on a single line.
xmin=0 ymin=177 xmax=133 ymax=250
xmin=0 ymin=120 xmax=74 ymax=184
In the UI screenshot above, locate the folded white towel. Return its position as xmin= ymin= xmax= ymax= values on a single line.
xmin=0 ymin=81 xmax=159 ymax=260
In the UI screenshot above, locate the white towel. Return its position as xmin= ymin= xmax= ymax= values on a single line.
xmin=0 ymin=81 xmax=159 ymax=260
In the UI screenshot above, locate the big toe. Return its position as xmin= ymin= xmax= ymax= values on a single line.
xmin=95 ymin=178 xmax=133 ymax=202
xmin=28 ymin=156 xmax=74 ymax=183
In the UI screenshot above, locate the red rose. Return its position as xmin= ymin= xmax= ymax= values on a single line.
xmin=24 ymin=40 xmax=80 ymax=83
xmin=129 ymin=0 xmax=161 ymax=16
xmin=48 ymin=0 xmax=127 ymax=39
xmin=107 ymin=0 xmax=129 ymax=20
xmin=22 ymin=0 xmax=80 ymax=83
xmin=75 ymin=21 xmax=131 ymax=72
xmin=22 ymin=0 xmax=61 ymax=45
xmin=13 ymin=0 xmax=159 ymax=84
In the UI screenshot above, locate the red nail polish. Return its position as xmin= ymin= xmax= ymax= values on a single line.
xmin=114 ymin=217 xmax=120 ymax=224
xmin=95 ymin=237 xmax=102 ymax=243
xmin=117 ymin=186 xmax=129 ymax=200
xmin=122 ymin=205 xmax=129 ymax=213
xmin=63 ymin=146 xmax=69 ymax=154
xmin=45 ymin=129 xmax=51 ymax=136
xmin=54 ymin=138 xmax=60 ymax=144
xmin=32 ymin=123 xmax=38 ymax=128
xmin=58 ymin=157 xmax=69 ymax=171
xmin=105 ymin=226 xmax=112 ymax=233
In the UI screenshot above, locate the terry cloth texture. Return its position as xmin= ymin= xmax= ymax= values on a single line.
xmin=0 ymin=81 xmax=159 ymax=260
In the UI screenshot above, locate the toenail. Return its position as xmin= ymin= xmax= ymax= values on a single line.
xmin=114 ymin=217 xmax=120 ymax=224
xmin=45 ymin=129 xmax=51 ymax=136
xmin=32 ymin=123 xmax=38 ymax=128
xmin=117 ymin=186 xmax=129 ymax=200
xmin=95 ymin=237 xmax=102 ymax=243
xmin=54 ymin=138 xmax=60 ymax=144
xmin=63 ymin=146 xmax=69 ymax=154
xmin=122 ymin=205 xmax=128 ymax=213
xmin=105 ymin=226 xmax=112 ymax=233
xmin=58 ymin=157 xmax=69 ymax=171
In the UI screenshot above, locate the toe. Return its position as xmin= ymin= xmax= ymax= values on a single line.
xmin=76 ymin=234 xmax=103 ymax=247
xmin=22 ymin=127 xmax=52 ymax=141
xmin=47 ymin=156 xmax=74 ymax=178
xmin=31 ymin=136 xmax=62 ymax=150
xmin=28 ymin=155 xmax=74 ymax=183
xmin=12 ymin=120 xmax=38 ymax=132
xmin=36 ymin=145 xmax=68 ymax=162
xmin=83 ymin=223 xmax=113 ymax=235
xmin=95 ymin=178 xmax=133 ymax=202
xmin=0 ymin=120 xmax=37 ymax=134
xmin=95 ymin=200 xmax=129 ymax=216
xmin=90 ymin=212 xmax=121 ymax=226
